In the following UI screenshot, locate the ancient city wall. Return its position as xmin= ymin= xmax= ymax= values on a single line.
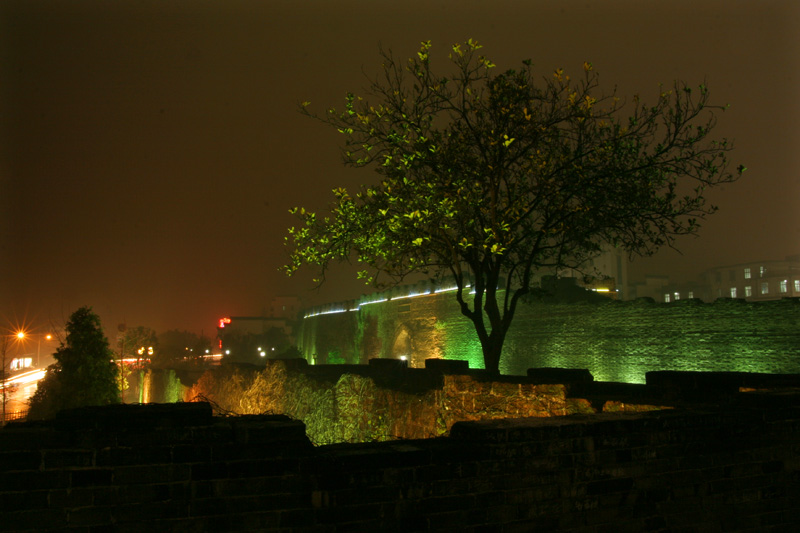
xmin=2 ymin=395 xmax=799 ymax=532
xmin=298 ymin=286 xmax=800 ymax=382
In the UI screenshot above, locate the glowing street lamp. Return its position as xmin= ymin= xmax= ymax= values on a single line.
xmin=14 ymin=331 xmax=54 ymax=368
xmin=2 ymin=329 xmax=31 ymax=425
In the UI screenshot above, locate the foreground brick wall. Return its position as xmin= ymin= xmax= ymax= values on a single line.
xmin=2 ymin=390 xmax=799 ymax=532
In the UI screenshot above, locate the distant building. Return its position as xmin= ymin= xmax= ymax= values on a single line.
xmin=629 ymin=255 xmax=800 ymax=303
xmin=699 ymin=255 xmax=800 ymax=302
xmin=629 ymin=275 xmax=704 ymax=303
xmin=216 ymin=295 xmax=302 ymax=351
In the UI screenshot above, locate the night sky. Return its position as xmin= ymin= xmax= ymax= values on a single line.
xmin=2 ymin=0 xmax=799 ymax=338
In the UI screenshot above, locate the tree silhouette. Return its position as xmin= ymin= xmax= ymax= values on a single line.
xmin=28 ymin=306 xmax=119 ymax=419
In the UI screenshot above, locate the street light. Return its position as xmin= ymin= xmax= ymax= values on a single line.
xmin=2 ymin=329 xmax=29 ymax=425
xmin=15 ymin=331 xmax=55 ymax=368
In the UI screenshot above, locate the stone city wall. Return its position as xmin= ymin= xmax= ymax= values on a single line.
xmin=298 ymin=284 xmax=800 ymax=382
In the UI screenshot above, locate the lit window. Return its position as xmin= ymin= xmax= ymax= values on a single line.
xmin=760 ymin=266 xmax=766 ymax=278
xmin=780 ymin=280 xmax=788 ymax=293
xmin=664 ymin=293 xmax=670 ymax=303
xmin=688 ymin=291 xmax=694 ymax=299
xmin=761 ymin=282 xmax=769 ymax=295
xmin=674 ymin=292 xmax=680 ymax=301
xmin=730 ymin=287 xmax=737 ymax=298
xmin=795 ymin=280 xmax=800 ymax=292
xmin=745 ymin=286 xmax=752 ymax=297
xmin=744 ymin=267 xmax=751 ymax=279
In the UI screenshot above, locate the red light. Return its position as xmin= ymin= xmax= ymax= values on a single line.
xmin=218 ymin=317 xmax=231 ymax=328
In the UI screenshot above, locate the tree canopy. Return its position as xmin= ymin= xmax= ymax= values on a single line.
xmin=283 ymin=40 xmax=744 ymax=374
xmin=28 ymin=306 xmax=119 ymax=419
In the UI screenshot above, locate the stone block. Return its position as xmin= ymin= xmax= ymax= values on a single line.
xmin=424 ymin=358 xmax=469 ymax=373
xmin=70 ymin=468 xmax=113 ymax=488
xmin=2 ymin=508 xmax=68 ymax=531
xmin=43 ymin=449 xmax=95 ymax=469
xmin=0 ymin=450 xmax=41 ymax=472
xmin=53 ymin=402 xmax=214 ymax=431
xmin=527 ymin=367 xmax=594 ymax=383
xmin=368 ymin=358 xmax=409 ymax=371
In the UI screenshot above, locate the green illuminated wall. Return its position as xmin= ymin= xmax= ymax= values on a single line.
xmin=298 ymin=290 xmax=800 ymax=384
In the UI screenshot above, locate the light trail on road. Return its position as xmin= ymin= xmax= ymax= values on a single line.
xmin=1 ymin=368 xmax=47 ymax=389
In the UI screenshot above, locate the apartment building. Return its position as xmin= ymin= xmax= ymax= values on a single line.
xmin=699 ymin=255 xmax=800 ymax=302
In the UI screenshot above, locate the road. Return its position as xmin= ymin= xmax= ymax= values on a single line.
xmin=1 ymin=368 xmax=46 ymax=422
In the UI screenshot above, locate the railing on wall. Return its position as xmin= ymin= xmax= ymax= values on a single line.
xmin=301 ymin=280 xmax=488 ymax=319
xmin=303 ymin=280 xmax=441 ymax=319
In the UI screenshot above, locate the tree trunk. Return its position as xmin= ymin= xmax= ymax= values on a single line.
xmin=480 ymin=328 xmax=507 ymax=375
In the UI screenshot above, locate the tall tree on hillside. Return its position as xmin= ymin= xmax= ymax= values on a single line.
xmin=283 ymin=40 xmax=744 ymax=374
xmin=28 ymin=307 xmax=119 ymax=419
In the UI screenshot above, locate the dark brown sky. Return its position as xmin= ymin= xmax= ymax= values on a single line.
xmin=2 ymin=0 xmax=799 ymax=337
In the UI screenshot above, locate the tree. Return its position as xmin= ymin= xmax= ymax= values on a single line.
xmin=283 ymin=40 xmax=744 ymax=374
xmin=28 ymin=307 xmax=119 ymax=419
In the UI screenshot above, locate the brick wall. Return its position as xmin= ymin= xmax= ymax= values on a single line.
xmin=2 ymin=393 xmax=799 ymax=532
xmin=299 ymin=292 xmax=800 ymax=382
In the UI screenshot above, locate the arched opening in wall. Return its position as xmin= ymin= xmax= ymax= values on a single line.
xmin=391 ymin=326 xmax=413 ymax=362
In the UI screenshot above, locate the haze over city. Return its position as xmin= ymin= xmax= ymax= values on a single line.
xmin=3 ymin=0 xmax=799 ymax=339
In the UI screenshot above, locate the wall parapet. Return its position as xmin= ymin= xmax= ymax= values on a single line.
xmin=3 ymin=392 xmax=799 ymax=531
